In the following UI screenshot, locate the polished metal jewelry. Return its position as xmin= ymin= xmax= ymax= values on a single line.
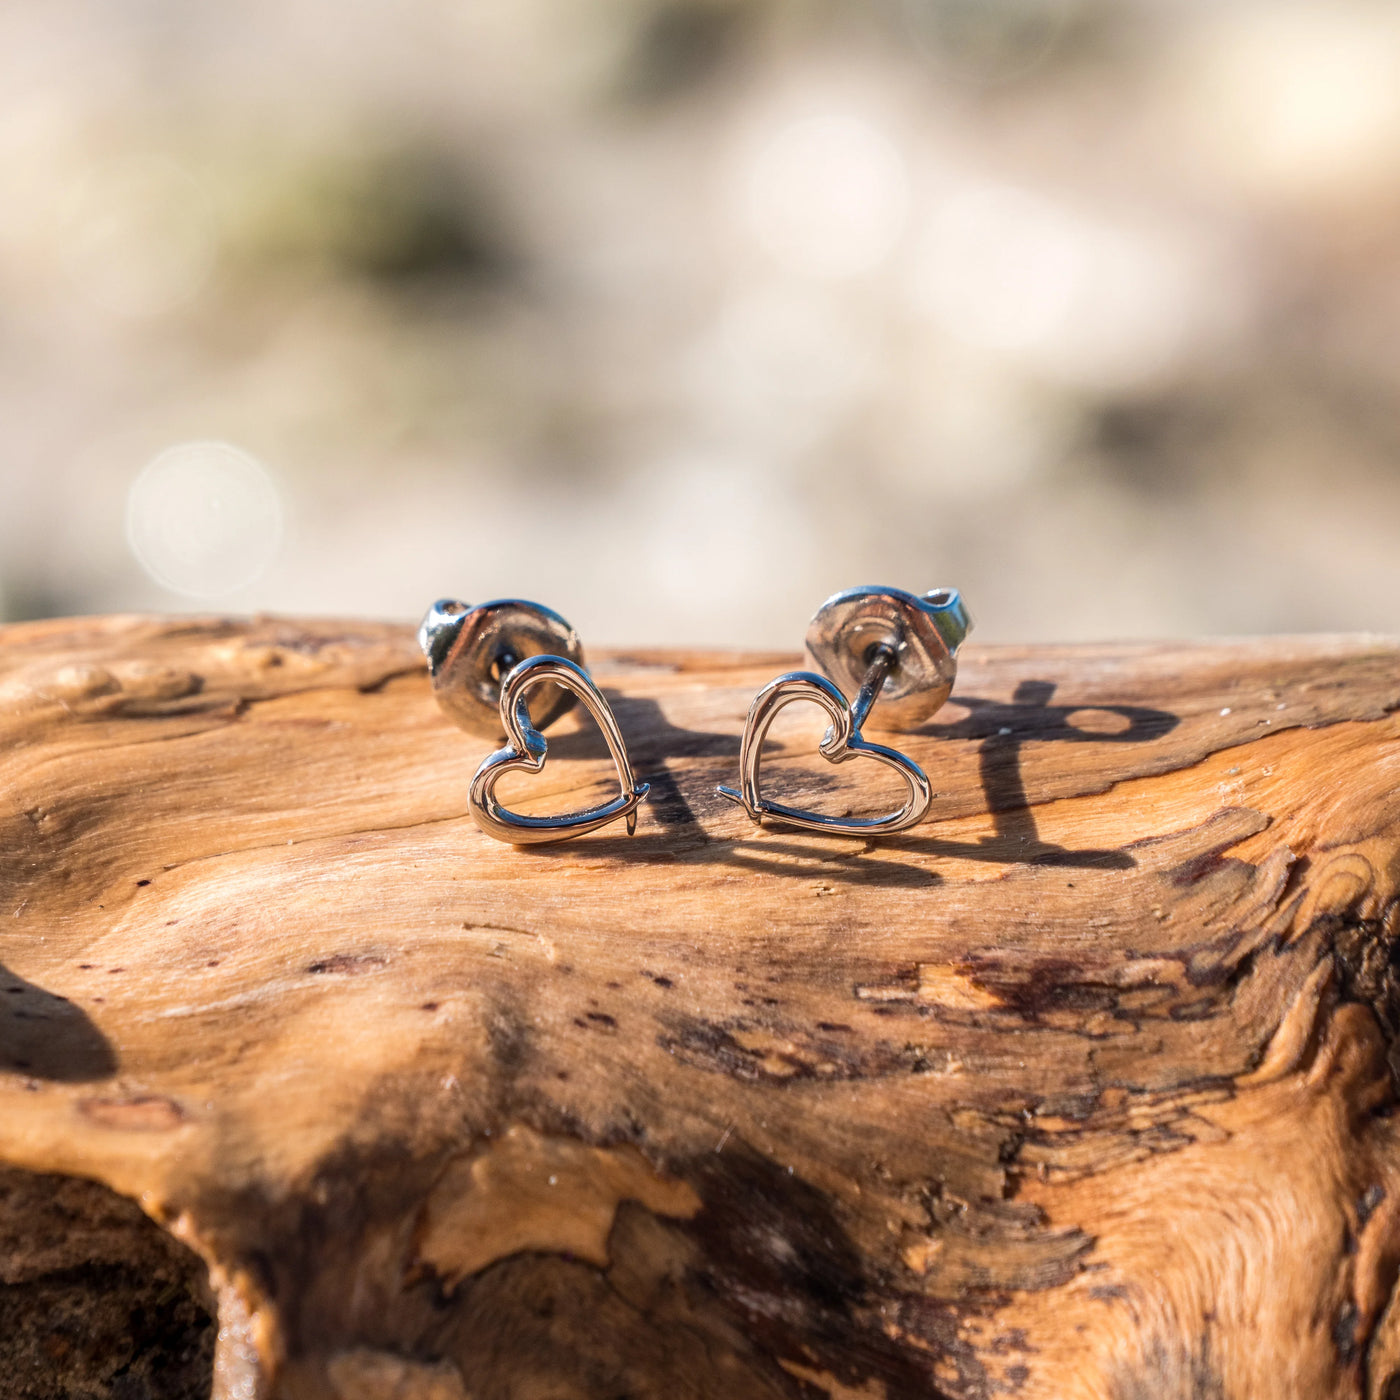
xmin=419 ymin=599 xmax=650 ymax=844
xmin=718 ymin=585 xmax=971 ymax=834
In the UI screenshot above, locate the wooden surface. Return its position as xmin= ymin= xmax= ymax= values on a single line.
xmin=2 ymin=615 xmax=1400 ymax=1400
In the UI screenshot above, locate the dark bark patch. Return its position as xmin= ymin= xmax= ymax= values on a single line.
xmin=1110 ymin=1336 xmax=1224 ymax=1400
xmin=306 ymin=953 xmax=388 ymax=976
xmin=0 ymin=1169 xmax=215 ymax=1400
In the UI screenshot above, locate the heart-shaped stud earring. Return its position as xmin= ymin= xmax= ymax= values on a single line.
xmin=717 ymin=585 xmax=971 ymax=835
xmin=419 ymin=599 xmax=650 ymax=845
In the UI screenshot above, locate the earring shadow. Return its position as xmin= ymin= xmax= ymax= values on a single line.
xmin=717 ymin=836 xmax=944 ymax=888
xmin=904 ymin=679 xmax=1179 ymax=871
xmin=515 ymin=678 xmax=1178 ymax=884
xmin=515 ymin=828 xmax=943 ymax=888
xmin=544 ymin=692 xmax=743 ymax=830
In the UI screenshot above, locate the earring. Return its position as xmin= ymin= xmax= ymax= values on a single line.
xmin=717 ymin=586 xmax=971 ymax=835
xmin=419 ymin=599 xmax=650 ymax=844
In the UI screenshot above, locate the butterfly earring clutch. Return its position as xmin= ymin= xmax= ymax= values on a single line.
xmin=718 ymin=585 xmax=971 ymax=835
xmin=419 ymin=599 xmax=650 ymax=845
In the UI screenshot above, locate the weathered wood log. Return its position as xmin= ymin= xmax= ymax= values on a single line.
xmin=1 ymin=615 xmax=1399 ymax=1400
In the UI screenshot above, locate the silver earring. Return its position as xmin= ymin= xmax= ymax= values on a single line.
xmin=717 ymin=586 xmax=971 ymax=835
xmin=419 ymin=599 xmax=650 ymax=844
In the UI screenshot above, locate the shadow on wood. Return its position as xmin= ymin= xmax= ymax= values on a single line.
xmin=0 ymin=616 xmax=1398 ymax=1399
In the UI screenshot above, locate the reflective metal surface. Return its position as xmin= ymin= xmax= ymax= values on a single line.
xmin=470 ymin=654 xmax=650 ymax=844
xmin=716 ymin=670 xmax=932 ymax=833
xmin=418 ymin=598 xmax=583 ymax=739
xmin=805 ymin=585 xmax=971 ymax=730
xmin=718 ymin=584 xmax=970 ymax=835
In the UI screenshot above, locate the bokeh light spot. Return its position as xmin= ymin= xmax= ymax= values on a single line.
xmin=126 ymin=443 xmax=284 ymax=598
xmin=915 ymin=184 xmax=1200 ymax=390
xmin=1175 ymin=3 xmax=1400 ymax=202
xmin=901 ymin=0 xmax=1078 ymax=84
xmin=745 ymin=113 xmax=909 ymax=279
xmin=916 ymin=184 xmax=1084 ymax=354
xmin=62 ymin=156 xmax=218 ymax=318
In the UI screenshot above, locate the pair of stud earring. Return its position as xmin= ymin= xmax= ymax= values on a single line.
xmin=419 ymin=585 xmax=971 ymax=846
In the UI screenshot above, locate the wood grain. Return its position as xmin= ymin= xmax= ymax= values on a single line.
xmin=1 ymin=614 xmax=1399 ymax=1400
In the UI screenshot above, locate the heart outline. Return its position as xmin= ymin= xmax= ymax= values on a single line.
xmin=717 ymin=672 xmax=932 ymax=834
xmin=469 ymin=654 xmax=650 ymax=844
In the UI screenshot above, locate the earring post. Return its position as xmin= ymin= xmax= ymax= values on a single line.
xmin=491 ymin=648 xmax=520 ymax=684
xmin=848 ymin=643 xmax=897 ymax=732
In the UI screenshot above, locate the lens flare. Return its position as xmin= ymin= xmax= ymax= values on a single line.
xmin=126 ymin=442 xmax=284 ymax=598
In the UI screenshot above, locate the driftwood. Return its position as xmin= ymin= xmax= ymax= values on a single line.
xmin=1 ymin=614 xmax=1399 ymax=1400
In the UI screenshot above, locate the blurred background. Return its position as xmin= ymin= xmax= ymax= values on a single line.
xmin=1 ymin=0 xmax=1398 ymax=647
